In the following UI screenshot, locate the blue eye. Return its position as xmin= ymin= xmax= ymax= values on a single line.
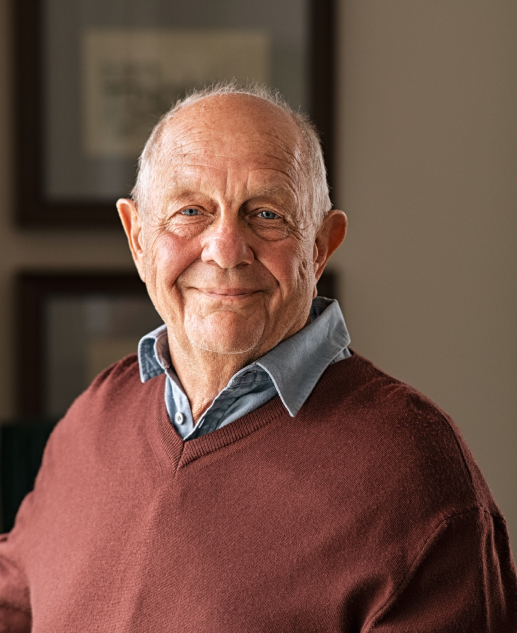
xmin=258 ymin=210 xmax=280 ymax=220
xmin=181 ymin=208 xmax=201 ymax=216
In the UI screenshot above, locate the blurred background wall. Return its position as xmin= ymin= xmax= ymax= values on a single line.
xmin=333 ymin=0 xmax=517 ymax=553
xmin=0 ymin=0 xmax=515 ymax=551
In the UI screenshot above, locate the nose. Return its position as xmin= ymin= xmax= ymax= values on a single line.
xmin=200 ymin=216 xmax=254 ymax=268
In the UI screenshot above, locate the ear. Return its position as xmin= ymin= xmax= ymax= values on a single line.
xmin=313 ymin=210 xmax=347 ymax=281
xmin=117 ymin=198 xmax=147 ymax=282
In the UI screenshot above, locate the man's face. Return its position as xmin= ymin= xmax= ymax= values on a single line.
xmin=119 ymin=95 xmax=344 ymax=363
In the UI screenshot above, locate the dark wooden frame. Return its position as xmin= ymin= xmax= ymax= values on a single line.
xmin=13 ymin=0 xmax=337 ymax=227
xmin=15 ymin=271 xmax=151 ymax=415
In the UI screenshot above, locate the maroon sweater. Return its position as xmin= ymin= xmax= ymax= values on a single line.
xmin=0 ymin=353 xmax=516 ymax=632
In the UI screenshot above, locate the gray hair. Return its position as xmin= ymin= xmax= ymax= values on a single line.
xmin=131 ymin=82 xmax=332 ymax=225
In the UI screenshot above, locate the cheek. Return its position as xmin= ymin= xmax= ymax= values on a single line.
xmin=143 ymin=232 xmax=200 ymax=297
xmin=259 ymin=238 xmax=314 ymax=296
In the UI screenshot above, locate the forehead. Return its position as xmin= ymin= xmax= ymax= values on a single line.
xmin=155 ymin=95 xmax=307 ymax=191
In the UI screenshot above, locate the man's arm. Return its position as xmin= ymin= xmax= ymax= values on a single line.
xmin=0 ymin=508 xmax=33 ymax=632
xmin=365 ymin=508 xmax=517 ymax=632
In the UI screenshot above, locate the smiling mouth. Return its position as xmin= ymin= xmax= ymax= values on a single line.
xmin=197 ymin=288 xmax=259 ymax=300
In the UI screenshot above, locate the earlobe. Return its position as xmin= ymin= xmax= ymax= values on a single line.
xmin=116 ymin=198 xmax=147 ymax=282
xmin=313 ymin=210 xmax=347 ymax=280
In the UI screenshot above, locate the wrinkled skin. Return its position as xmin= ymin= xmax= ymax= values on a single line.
xmin=118 ymin=94 xmax=347 ymax=420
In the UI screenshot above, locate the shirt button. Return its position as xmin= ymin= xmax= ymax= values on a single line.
xmin=175 ymin=412 xmax=185 ymax=425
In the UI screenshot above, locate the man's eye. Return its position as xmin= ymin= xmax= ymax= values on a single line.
xmin=257 ymin=210 xmax=280 ymax=220
xmin=181 ymin=208 xmax=202 ymax=216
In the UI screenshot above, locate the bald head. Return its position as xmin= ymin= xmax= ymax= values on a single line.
xmin=168 ymin=92 xmax=305 ymax=159
xmin=131 ymin=85 xmax=332 ymax=226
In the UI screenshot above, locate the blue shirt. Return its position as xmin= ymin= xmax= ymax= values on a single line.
xmin=138 ymin=297 xmax=351 ymax=441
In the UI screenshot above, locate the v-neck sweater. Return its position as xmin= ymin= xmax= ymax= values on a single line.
xmin=1 ymin=353 xmax=516 ymax=632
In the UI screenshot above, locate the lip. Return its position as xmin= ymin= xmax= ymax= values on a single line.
xmin=196 ymin=288 xmax=259 ymax=300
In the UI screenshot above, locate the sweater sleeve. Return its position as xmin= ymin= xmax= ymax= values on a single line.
xmin=365 ymin=507 xmax=517 ymax=633
xmin=0 ymin=517 xmax=33 ymax=632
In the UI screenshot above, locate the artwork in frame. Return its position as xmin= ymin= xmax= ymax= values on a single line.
xmin=15 ymin=269 xmax=338 ymax=418
xmin=13 ymin=0 xmax=336 ymax=227
xmin=15 ymin=271 xmax=163 ymax=417
xmin=83 ymin=29 xmax=270 ymax=158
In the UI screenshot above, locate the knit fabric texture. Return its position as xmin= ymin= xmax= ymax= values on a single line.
xmin=0 ymin=352 xmax=516 ymax=632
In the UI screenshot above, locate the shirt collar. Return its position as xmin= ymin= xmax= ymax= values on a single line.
xmin=256 ymin=298 xmax=350 ymax=415
xmin=138 ymin=297 xmax=351 ymax=417
xmin=138 ymin=326 xmax=169 ymax=383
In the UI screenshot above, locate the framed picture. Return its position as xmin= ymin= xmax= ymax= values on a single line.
xmin=15 ymin=271 xmax=163 ymax=416
xmin=15 ymin=268 xmax=338 ymax=417
xmin=13 ymin=0 xmax=336 ymax=227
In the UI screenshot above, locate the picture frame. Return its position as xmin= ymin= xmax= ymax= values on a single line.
xmin=15 ymin=268 xmax=337 ymax=417
xmin=13 ymin=0 xmax=336 ymax=227
xmin=15 ymin=271 xmax=163 ymax=416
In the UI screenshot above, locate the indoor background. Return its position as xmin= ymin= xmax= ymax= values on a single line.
xmin=0 ymin=0 xmax=515 ymax=553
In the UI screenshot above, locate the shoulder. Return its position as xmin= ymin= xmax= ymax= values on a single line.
xmin=90 ymin=351 xmax=141 ymax=387
xmin=44 ymin=354 xmax=164 ymax=464
xmin=60 ymin=353 xmax=147 ymax=421
xmin=302 ymin=352 xmax=499 ymax=517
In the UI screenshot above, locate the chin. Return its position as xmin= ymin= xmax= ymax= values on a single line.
xmin=185 ymin=311 xmax=265 ymax=356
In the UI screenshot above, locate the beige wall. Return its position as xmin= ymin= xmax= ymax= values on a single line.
xmin=0 ymin=0 xmax=515 ymax=552
xmin=333 ymin=0 xmax=517 ymax=553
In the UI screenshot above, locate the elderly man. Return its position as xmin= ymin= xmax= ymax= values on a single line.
xmin=1 ymin=85 xmax=516 ymax=632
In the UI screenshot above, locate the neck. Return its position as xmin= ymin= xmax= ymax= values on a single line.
xmin=168 ymin=335 xmax=256 ymax=424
